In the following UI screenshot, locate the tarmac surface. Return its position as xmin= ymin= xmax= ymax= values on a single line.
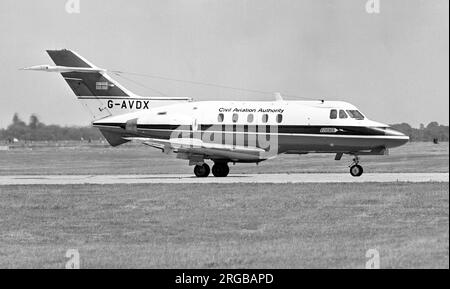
xmin=0 ymin=173 xmax=448 ymax=185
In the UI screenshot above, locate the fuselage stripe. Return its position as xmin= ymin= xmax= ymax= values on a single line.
xmin=93 ymin=123 xmax=408 ymax=139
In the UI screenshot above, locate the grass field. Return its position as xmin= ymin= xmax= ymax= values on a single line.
xmin=0 ymin=142 xmax=447 ymax=268
xmin=0 ymin=142 xmax=448 ymax=175
xmin=0 ymin=182 xmax=448 ymax=268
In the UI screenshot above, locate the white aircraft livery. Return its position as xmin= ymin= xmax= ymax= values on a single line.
xmin=24 ymin=49 xmax=409 ymax=178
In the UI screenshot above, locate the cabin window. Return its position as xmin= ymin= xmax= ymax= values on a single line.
xmin=247 ymin=114 xmax=254 ymax=123
xmin=330 ymin=109 xmax=337 ymax=119
xmin=232 ymin=113 xmax=239 ymax=123
xmin=218 ymin=113 xmax=224 ymax=123
xmin=276 ymin=114 xmax=283 ymax=123
xmin=262 ymin=114 xmax=269 ymax=123
xmin=346 ymin=110 xmax=365 ymax=120
xmin=339 ymin=110 xmax=348 ymax=119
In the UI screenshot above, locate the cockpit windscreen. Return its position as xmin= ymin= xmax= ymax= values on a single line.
xmin=346 ymin=110 xmax=365 ymax=120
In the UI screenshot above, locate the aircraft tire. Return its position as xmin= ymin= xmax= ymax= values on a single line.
xmin=194 ymin=164 xmax=210 ymax=177
xmin=350 ymin=165 xmax=363 ymax=177
xmin=212 ymin=163 xmax=230 ymax=177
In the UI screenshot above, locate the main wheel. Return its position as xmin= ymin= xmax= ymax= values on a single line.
xmin=212 ymin=163 xmax=230 ymax=177
xmin=350 ymin=164 xmax=363 ymax=177
xmin=194 ymin=163 xmax=210 ymax=177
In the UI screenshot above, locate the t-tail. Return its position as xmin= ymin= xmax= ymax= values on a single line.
xmin=23 ymin=49 xmax=192 ymax=121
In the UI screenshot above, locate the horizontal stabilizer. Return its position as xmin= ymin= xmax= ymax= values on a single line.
xmin=22 ymin=65 xmax=106 ymax=73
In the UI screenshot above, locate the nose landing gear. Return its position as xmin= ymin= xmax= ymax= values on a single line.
xmin=349 ymin=156 xmax=363 ymax=177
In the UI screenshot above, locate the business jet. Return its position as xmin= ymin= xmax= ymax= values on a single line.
xmin=23 ymin=49 xmax=409 ymax=177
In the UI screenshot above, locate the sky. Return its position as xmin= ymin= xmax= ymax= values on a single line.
xmin=0 ymin=0 xmax=448 ymax=128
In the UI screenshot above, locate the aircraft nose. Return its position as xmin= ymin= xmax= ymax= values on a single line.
xmin=385 ymin=128 xmax=410 ymax=147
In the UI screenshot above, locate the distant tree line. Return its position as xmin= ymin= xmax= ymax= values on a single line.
xmin=389 ymin=122 xmax=448 ymax=142
xmin=0 ymin=114 xmax=103 ymax=142
xmin=0 ymin=113 xmax=448 ymax=142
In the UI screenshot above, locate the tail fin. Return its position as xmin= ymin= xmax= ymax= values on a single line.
xmin=46 ymin=49 xmax=135 ymax=98
xmin=33 ymin=49 xmax=192 ymax=121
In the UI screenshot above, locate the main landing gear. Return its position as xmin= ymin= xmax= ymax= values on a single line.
xmin=212 ymin=162 xmax=230 ymax=177
xmin=194 ymin=163 xmax=210 ymax=178
xmin=349 ymin=156 xmax=364 ymax=177
xmin=193 ymin=162 xmax=230 ymax=178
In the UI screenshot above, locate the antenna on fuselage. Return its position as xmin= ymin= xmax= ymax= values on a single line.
xmin=111 ymin=70 xmax=320 ymax=101
xmin=274 ymin=92 xmax=284 ymax=101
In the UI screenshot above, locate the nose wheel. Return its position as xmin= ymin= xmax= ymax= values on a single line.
xmin=194 ymin=163 xmax=210 ymax=178
xmin=349 ymin=156 xmax=364 ymax=177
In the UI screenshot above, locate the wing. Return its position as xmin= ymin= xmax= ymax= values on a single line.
xmin=123 ymin=137 xmax=268 ymax=162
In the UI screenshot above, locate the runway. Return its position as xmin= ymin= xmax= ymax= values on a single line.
xmin=0 ymin=173 xmax=448 ymax=185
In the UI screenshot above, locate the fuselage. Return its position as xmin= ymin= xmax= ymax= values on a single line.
xmin=30 ymin=49 xmax=410 ymax=177
xmin=93 ymin=100 xmax=409 ymax=160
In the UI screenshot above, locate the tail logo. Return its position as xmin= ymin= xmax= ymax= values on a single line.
xmin=96 ymin=82 xmax=114 ymax=90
